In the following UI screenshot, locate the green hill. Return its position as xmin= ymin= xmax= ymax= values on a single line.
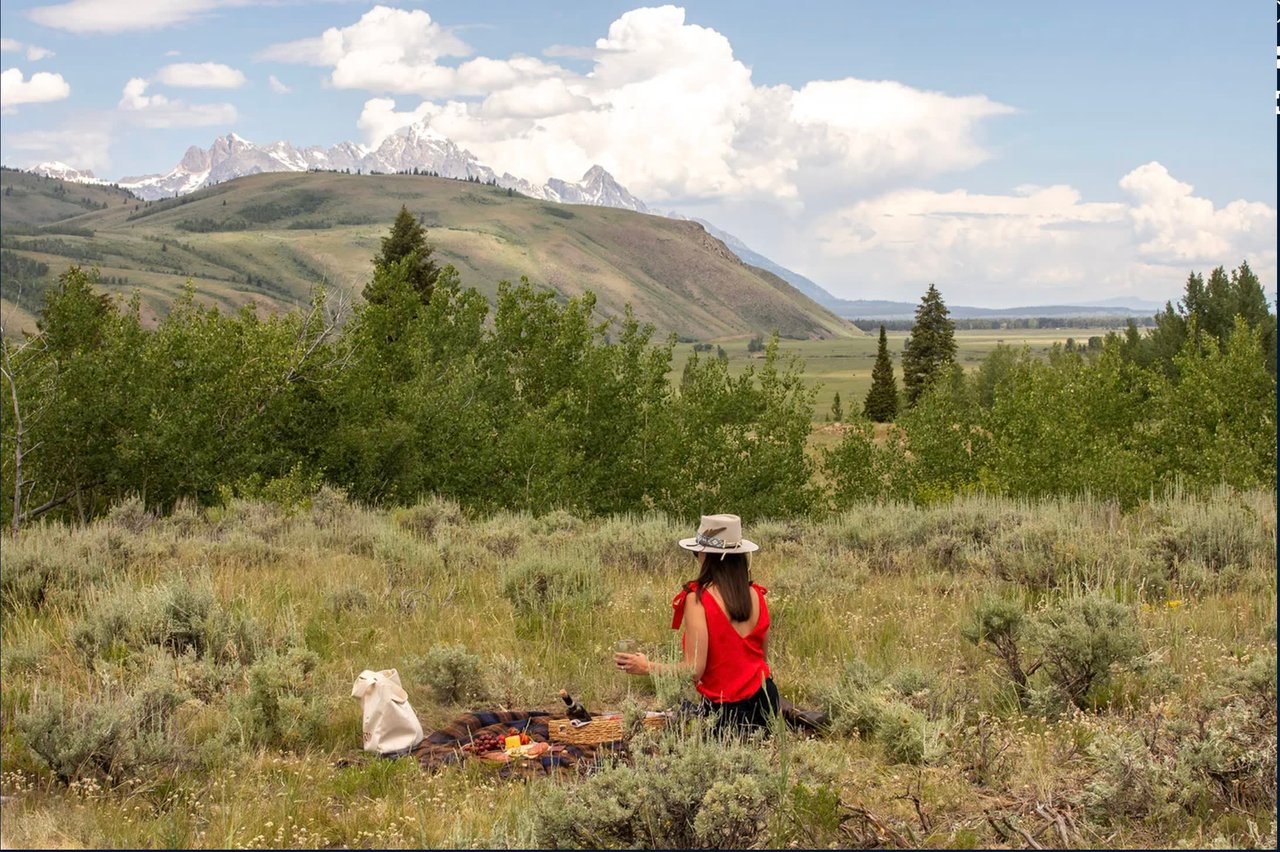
xmin=0 ymin=169 xmax=858 ymax=340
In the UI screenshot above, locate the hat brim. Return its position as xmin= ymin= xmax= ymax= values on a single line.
xmin=678 ymin=537 xmax=759 ymax=554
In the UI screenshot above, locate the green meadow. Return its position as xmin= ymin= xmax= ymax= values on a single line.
xmin=670 ymin=328 xmax=1124 ymax=422
xmin=0 ymin=490 xmax=1274 ymax=848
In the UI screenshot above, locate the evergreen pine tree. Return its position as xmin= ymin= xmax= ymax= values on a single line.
xmin=829 ymin=391 xmax=843 ymax=422
xmin=901 ymin=285 xmax=956 ymax=405
xmin=864 ymin=324 xmax=899 ymax=421
xmin=364 ymin=205 xmax=440 ymax=305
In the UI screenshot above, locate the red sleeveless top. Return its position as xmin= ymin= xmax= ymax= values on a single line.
xmin=671 ymin=581 xmax=771 ymax=703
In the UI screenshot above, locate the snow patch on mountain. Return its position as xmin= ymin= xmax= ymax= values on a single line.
xmin=33 ymin=161 xmax=105 ymax=185
xmin=547 ymin=165 xmax=648 ymax=212
xmin=88 ymin=122 xmax=648 ymax=213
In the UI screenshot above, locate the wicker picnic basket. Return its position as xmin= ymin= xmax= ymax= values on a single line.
xmin=545 ymin=713 xmax=667 ymax=745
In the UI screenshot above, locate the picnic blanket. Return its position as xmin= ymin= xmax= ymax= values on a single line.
xmin=401 ymin=699 xmax=828 ymax=778
xmin=408 ymin=709 xmax=624 ymax=777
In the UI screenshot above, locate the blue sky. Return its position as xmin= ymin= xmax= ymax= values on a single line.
xmin=1 ymin=0 xmax=1274 ymax=305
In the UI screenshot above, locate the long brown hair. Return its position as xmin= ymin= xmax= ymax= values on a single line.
xmin=692 ymin=551 xmax=752 ymax=622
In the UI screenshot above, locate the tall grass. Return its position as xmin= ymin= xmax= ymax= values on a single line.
xmin=1 ymin=487 xmax=1275 ymax=848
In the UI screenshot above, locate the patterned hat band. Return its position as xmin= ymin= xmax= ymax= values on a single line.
xmin=695 ymin=531 xmax=738 ymax=549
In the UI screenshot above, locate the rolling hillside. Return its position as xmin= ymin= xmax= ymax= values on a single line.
xmin=0 ymin=165 xmax=138 ymax=227
xmin=0 ymin=168 xmax=858 ymax=340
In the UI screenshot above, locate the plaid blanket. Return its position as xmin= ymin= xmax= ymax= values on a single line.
xmin=409 ymin=709 xmax=625 ymax=778
xmin=399 ymin=698 xmax=827 ymax=777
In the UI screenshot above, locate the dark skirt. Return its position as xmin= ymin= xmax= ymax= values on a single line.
xmin=701 ymin=677 xmax=780 ymax=732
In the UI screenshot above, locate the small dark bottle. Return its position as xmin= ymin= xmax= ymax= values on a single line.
xmin=559 ymin=689 xmax=592 ymax=723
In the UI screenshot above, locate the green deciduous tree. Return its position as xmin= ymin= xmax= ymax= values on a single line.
xmin=901 ymin=285 xmax=956 ymax=405
xmin=1142 ymin=317 xmax=1277 ymax=491
xmin=863 ymin=325 xmax=899 ymax=422
xmin=665 ymin=334 xmax=817 ymax=522
xmin=894 ymin=366 xmax=985 ymax=503
xmin=821 ymin=419 xmax=897 ymax=509
xmin=980 ymin=344 xmax=1152 ymax=504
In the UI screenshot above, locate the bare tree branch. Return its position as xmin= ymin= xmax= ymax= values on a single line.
xmin=17 ymin=481 xmax=101 ymax=524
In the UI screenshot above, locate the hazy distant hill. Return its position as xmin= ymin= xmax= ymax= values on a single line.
xmin=671 ymin=215 xmax=1161 ymax=321
xmin=0 ymin=168 xmax=857 ymax=341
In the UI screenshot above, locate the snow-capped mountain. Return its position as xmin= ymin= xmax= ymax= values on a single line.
xmin=358 ymin=123 xmax=491 ymax=181
xmin=33 ymin=161 xmax=106 ymax=185
xmin=546 ymin=165 xmax=647 ymax=212
xmin=95 ymin=123 xmax=649 ymax=213
xmin=113 ymin=132 xmax=368 ymax=199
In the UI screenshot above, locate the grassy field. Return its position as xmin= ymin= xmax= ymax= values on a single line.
xmin=1 ymin=489 xmax=1274 ymax=848
xmin=672 ymin=328 xmax=1124 ymax=424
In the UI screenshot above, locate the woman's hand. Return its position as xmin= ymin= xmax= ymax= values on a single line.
xmin=614 ymin=652 xmax=651 ymax=675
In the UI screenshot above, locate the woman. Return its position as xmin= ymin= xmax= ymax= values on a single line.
xmin=614 ymin=513 xmax=779 ymax=731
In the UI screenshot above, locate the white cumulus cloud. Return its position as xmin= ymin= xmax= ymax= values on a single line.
xmin=155 ymin=61 xmax=246 ymax=88
xmin=806 ymin=164 xmax=1275 ymax=305
xmin=117 ymin=77 xmax=236 ymax=127
xmin=1119 ymin=161 xmax=1276 ymax=264
xmin=260 ymin=5 xmax=471 ymax=74
xmin=268 ymin=74 xmax=290 ymax=94
xmin=1 ymin=67 xmax=71 ymax=113
xmin=357 ymin=97 xmax=437 ymax=146
xmin=273 ymin=4 xmax=1014 ymax=205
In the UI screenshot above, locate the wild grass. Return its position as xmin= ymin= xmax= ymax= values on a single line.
xmin=0 ymin=486 xmax=1275 ymax=848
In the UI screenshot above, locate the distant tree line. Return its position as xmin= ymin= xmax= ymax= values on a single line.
xmin=305 ymin=166 xmax=519 ymax=195
xmin=853 ymin=315 xmax=1158 ymax=332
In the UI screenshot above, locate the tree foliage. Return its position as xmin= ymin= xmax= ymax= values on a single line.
xmin=363 ymin=205 xmax=440 ymax=306
xmin=863 ymin=325 xmax=899 ymax=422
xmin=901 ymin=284 xmax=957 ymax=405
xmin=1124 ymin=261 xmax=1275 ymax=376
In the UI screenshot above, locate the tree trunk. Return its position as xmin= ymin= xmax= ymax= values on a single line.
xmin=2 ymin=336 xmax=25 ymax=535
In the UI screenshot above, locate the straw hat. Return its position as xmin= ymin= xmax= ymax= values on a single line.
xmin=678 ymin=513 xmax=759 ymax=554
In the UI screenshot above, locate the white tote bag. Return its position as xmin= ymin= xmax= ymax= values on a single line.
xmin=351 ymin=668 xmax=424 ymax=755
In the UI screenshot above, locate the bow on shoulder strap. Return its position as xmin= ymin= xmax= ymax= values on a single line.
xmin=671 ymin=581 xmax=698 ymax=630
